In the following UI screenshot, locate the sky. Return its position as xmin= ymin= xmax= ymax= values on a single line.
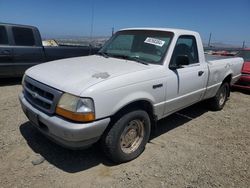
xmin=0 ymin=0 xmax=249 ymax=46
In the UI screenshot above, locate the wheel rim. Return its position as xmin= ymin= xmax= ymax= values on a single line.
xmin=120 ymin=119 xmax=145 ymax=154
xmin=219 ymin=86 xmax=227 ymax=106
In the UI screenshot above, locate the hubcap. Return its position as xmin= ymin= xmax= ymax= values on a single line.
xmin=120 ymin=119 xmax=145 ymax=154
xmin=219 ymin=86 xmax=227 ymax=106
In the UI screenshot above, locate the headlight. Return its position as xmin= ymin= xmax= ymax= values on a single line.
xmin=56 ymin=93 xmax=95 ymax=122
xmin=22 ymin=74 xmax=26 ymax=86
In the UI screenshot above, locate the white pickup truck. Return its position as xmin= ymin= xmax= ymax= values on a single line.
xmin=19 ymin=28 xmax=243 ymax=163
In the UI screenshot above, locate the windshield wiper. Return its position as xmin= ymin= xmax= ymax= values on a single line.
xmin=97 ymin=52 xmax=110 ymax=58
xmin=111 ymin=54 xmax=149 ymax=65
xmin=128 ymin=56 xmax=149 ymax=65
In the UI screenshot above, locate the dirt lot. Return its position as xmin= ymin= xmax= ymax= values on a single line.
xmin=0 ymin=78 xmax=249 ymax=188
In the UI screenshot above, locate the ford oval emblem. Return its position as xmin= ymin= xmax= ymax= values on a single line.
xmin=32 ymin=92 xmax=38 ymax=98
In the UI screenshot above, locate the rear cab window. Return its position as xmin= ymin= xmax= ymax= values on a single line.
xmin=0 ymin=26 xmax=9 ymax=45
xmin=12 ymin=27 xmax=35 ymax=46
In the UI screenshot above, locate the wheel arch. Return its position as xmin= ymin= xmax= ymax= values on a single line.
xmin=107 ymin=99 xmax=157 ymax=131
xmin=112 ymin=99 xmax=155 ymax=120
xmin=222 ymin=74 xmax=232 ymax=97
xmin=222 ymin=74 xmax=232 ymax=85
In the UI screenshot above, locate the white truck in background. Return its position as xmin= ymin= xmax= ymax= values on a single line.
xmin=19 ymin=28 xmax=243 ymax=163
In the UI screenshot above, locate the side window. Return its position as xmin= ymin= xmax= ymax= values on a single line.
xmin=0 ymin=26 xmax=8 ymax=45
xmin=170 ymin=35 xmax=199 ymax=67
xmin=12 ymin=27 xmax=35 ymax=46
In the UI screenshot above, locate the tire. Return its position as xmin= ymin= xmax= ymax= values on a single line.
xmin=209 ymin=82 xmax=229 ymax=111
xmin=101 ymin=110 xmax=151 ymax=163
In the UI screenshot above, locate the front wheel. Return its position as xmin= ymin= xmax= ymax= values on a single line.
xmin=209 ymin=82 xmax=229 ymax=111
xmin=101 ymin=110 xmax=151 ymax=163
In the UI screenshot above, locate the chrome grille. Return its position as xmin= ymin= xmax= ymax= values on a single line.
xmin=23 ymin=76 xmax=62 ymax=114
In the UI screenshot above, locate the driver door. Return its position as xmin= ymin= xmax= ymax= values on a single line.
xmin=164 ymin=35 xmax=208 ymax=115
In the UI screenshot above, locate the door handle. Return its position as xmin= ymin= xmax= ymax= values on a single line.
xmin=0 ymin=50 xmax=12 ymax=58
xmin=0 ymin=54 xmax=11 ymax=57
xmin=0 ymin=50 xmax=11 ymax=55
xmin=153 ymin=84 xmax=163 ymax=89
xmin=198 ymin=71 xmax=204 ymax=76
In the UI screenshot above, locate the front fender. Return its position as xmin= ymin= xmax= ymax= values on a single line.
xmin=111 ymin=91 xmax=155 ymax=116
xmin=90 ymin=81 xmax=166 ymax=119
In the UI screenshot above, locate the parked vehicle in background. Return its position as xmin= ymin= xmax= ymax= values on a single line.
xmin=0 ymin=23 xmax=100 ymax=77
xmin=212 ymin=50 xmax=235 ymax=56
xmin=233 ymin=48 xmax=250 ymax=90
xmin=19 ymin=28 xmax=243 ymax=163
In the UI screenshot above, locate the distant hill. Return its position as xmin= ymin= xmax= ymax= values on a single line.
xmin=203 ymin=42 xmax=242 ymax=49
xmin=43 ymin=36 xmax=110 ymax=48
xmin=43 ymin=36 xmax=245 ymax=50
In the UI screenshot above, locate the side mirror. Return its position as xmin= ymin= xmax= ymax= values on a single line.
xmin=169 ymin=55 xmax=190 ymax=70
xmin=176 ymin=55 xmax=189 ymax=68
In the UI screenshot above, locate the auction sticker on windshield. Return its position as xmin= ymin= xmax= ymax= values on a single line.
xmin=144 ymin=37 xmax=165 ymax=47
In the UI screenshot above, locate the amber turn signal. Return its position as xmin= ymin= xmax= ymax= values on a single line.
xmin=56 ymin=107 xmax=95 ymax=122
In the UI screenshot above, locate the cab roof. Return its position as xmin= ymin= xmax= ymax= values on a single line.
xmin=0 ymin=23 xmax=38 ymax=30
xmin=119 ymin=27 xmax=199 ymax=36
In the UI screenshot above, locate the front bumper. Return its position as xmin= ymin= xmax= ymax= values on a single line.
xmin=19 ymin=93 xmax=110 ymax=149
xmin=233 ymin=74 xmax=250 ymax=90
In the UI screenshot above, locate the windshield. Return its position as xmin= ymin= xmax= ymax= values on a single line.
xmin=99 ymin=30 xmax=174 ymax=65
xmin=237 ymin=50 xmax=250 ymax=62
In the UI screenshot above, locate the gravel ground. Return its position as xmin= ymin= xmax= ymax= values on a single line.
xmin=0 ymin=78 xmax=249 ymax=188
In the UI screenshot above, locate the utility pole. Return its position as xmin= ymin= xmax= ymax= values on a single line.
xmin=112 ymin=27 xmax=114 ymax=36
xmin=242 ymin=41 xmax=245 ymax=49
xmin=89 ymin=0 xmax=94 ymax=55
xmin=208 ymin=32 xmax=212 ymax=48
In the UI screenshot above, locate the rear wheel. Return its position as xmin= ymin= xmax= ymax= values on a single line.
xmin=209 ymin=82 xmax=229 ymax=111
xmin=102 ymin=110 xmax=151 ymax=163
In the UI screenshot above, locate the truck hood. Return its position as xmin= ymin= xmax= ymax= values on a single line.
xmin=25 ymin=55 xmax=154 ymax=95
xmin=242 ymin=61 xmax=250 ymax=74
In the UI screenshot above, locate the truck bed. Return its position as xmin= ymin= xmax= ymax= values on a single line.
xmin=205 ymin=54 xmax=236 ymax=61
xmin=203 ymin=54 xmax=243 ymax=100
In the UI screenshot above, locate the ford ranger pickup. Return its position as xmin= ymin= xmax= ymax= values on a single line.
xmin=19 ymin=28 xmax=243 ymax=163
